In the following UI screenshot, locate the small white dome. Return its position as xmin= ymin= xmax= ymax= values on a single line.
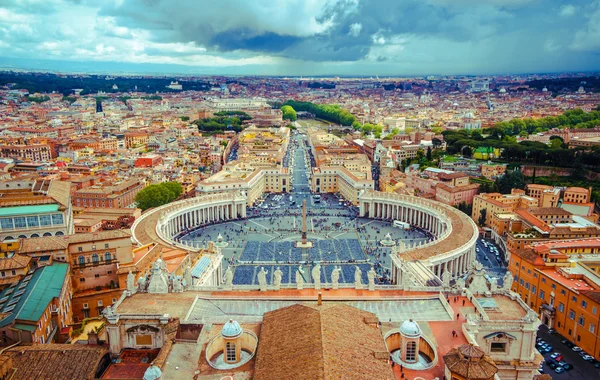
xmin=143 ymin=365 xmax=162 ymax=380
xmin=222 ymin=319 xmax=242 ymax=338
xmin=399 ymin=319 xmax=421 ymax=337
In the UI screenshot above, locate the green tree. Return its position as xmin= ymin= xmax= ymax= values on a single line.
xmin=135 ymin=182 xmax=183 ymax=211
xmin=426 ymin=146 xmax=432 ymax=161
xmin=181 ymin=116 xmax=190 ymax=122
xmin=478 ymin=208 xmax=487 ymax=227
xmin=496 ymin=170 xmax=526 ymax=194
xmin=549 ymin=137 xmax=563 ymax=150
xmin=281 ymin=105 xmax=297 ymax=121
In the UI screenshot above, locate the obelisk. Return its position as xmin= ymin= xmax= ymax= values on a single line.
xmin=296 ymin=199 xmax=313 ymax=249
xmin=301 ymin=199 xmax=307 ymax=244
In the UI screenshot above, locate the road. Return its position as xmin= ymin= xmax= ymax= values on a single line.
xmin=475 ymin=238 xmax=507 ymax=282
xmin=537 ymin=325 xmax=600 ymax=380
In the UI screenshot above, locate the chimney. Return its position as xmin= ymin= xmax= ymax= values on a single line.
xmin=317 ymin=292 xmax=322 ymax=306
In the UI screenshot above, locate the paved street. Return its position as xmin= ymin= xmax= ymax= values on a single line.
xmin=537 ymin=325 xmax=600 ymax=379
xmin=475 ymin=238 xmax=508 ymax=283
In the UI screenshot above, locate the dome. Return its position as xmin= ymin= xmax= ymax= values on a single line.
xmin=222 ymin=319 xmax=243 ymax=338
xmin=499 ymin=88 xmax=506 ymax=93
xmin=143 ymin=365 xmax=162 ymax=380
xmin=399 ymin=319 xmax=421 ymax=337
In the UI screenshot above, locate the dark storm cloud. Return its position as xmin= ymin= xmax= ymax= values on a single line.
xmin=208 ymin=29 xmax=302 ymax=53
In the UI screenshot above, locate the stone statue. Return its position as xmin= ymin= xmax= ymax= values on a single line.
xmin=225 ymin=266 xmax=234 ymax=286
xmin=273 ymin=267 xmax=283 ymax=289
xmin=331 ymin=266 xmax=341 ymax=289
xmin=442 ymin=270 xmax=451 ymax=288
xmin=503 ymin=271 xmax=514 ymax=291
xmin=367 ymin=267 xmax=376 ymax=291
xmin=354 ymin=266 xmax=363 ymax=289
xmin=258 ymin=267 xmax=268 ymax=291
xmin=127 ymin=271 xmax=135 ymax=293
xmin=102 ymin=305 xmax=115 ymax=318
xmin=173 ymin=277 xmax=183 ymax=292
xmin=455 ymin=277 xmax=466 ymax=290
xmin=184 ymin=265 xmax=192 ymax=289
xmin=312 ymin=263 xmax=321 ymax=290
xmin=474 ymin=260 xmax=484 ymax=271
xmin=137 ymin=274 xmax=147 ymax=292
xmin=296 ymin=267 xmax=305 ymax=290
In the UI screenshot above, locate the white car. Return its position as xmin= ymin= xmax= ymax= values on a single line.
xmin=572 ymin=346 xmax=583 ymax=352
xmin=550 ymin=352 xmax=561 ymax=359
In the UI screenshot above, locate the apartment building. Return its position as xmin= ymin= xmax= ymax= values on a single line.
xmin=0 ymin=144 xmax=52 ymax=162
xmin=124 ymin=132 xmax=150 ymax=149
xmin=72 ymin=179 xmax=143 ymax=209
xmin=510 ymin=240 xmax=600 ymax=360
xmin=472 ymin=190 xmax=538 ymax=227
xmin=526 ymin=184 xmax=561 ymax=208
xmin=0 ymin=180 xmax=74 ymax=241
xmin=0 ymin=262 xmax=72 ymax=345
xmin=17 ymin=230 xmax=133 ymax=322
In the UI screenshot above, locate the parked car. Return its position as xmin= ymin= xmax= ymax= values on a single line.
xmin=543 ymin=345 xmax=553 ymax=353
xmin=548 ymin=329 xmax=557 ymax=335
xmin=562 ymin=363 xmax=573 ymax=371
xmin=546 ymin=359 xmax=558 ymax=369
xmin=557 ymin=360 xmax=568 ymax=367
xmin=582 ymin=354 xmax=594 ymax=361
xmin=554 ymin=367 xmax=565 ymax=374
xmin=550 ymin=352 xmax=561 ymax=359
xmin=572 ymin=346 xmax=583 ymax=352
xmin=554 ymin=355 xmax=564 ymax=362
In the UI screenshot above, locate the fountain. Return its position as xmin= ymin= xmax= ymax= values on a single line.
xmin=380 ymin=232 xmax=397 ymax=247
xmin=213 ymin=233 xmax=229 ymax=248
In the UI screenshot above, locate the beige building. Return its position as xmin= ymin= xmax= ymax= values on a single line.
xmin=472 ymin=190 xmax=538 ymax=227
xmin=526 ymin=184 xmax=560 ymax=208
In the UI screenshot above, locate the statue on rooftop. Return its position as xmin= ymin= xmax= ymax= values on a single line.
xmin=184 ymin=265 xmax=192 ymax=289
xmin=442 ymin=269 xmax=451 ymax=288
xmin=273 ymin=267 xmax=283 ymax=289
xmin=354 ymin=266 xmax=363 ymax=289
xmin=312 ymin=263 xmax=321 ymax=290
xmin=258 ymin=267 xmax=268 ymax=291
xmin=225 ymin=266 xmax=234 ymax=286
xmin=503 ymin=271 xmax=514 ymax=291
xmin=137 ymin=273 xmax=147 ymax=292
xmin=331 ymin=266 xmax=341 ymax=289
xmin=126 ymin=271 xmax=135 ymax=293
xmin=173 ymin=277 xmax=183 ymax=293
xmin=368 ymin=267 xmax=376 ymax=291
xmin=296 ymin=267 xmax=305 ymax=290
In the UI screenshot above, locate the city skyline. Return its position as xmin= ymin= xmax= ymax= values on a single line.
xmin=1 ymin=0 xmax=600 ymax=76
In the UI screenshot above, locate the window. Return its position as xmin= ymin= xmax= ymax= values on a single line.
xmin=578 ymin=316 xmax=585 ymax=326
xmin=572 ymin=296 xmax=578 ymax=302
xmin=78 ymin=247 xmax=83 ymax=252
xmin=0 ymin=218 xmax=14 ymax=230
xmin=94 ymin=274 xmax=100 ymax=278
xmin=491 ymin=342 xmax=506 ymax=353
xmin=593 ymin=307 xmax=597 ymax=315
xmin=558 ymin=303 xmax=565 ymax=312
xmin=526 ymin=283 xmax=530 ymax=290
xmin=551 ymin=284 xmax=556 ymax=290
xmin=92 ymin=254 xmax=99 ymax=263
xmin=79 ymin=278 xmax=85 ymax=282
xmin=405 ymin=341 xmax=417 ymax=361
xmin=97 ymin=300 xmax=103 ymax=307
xmin=51 ymin=214 xmax=64 ymax=225
xmin=226 ymin=342 xmax=236 ymax=362
xmin=78 ymin=256 xmax=85 ymax=265
xmin=569 ymin=310 xmax=576 ymax=320
xmin=105 ymin=243 xmax=109 ymax=249
xmin=105 ymin=252 xmax=112 ymax=261
xmin=561 ymin=289 xmax=566 ymax=295
xmin=532 ymin=286 xmax=537 ymax=295
xmin=13 ymin=217 xmax=26 ymax=228
xmin=39 ymin=215 xmax=51 ymax=226
xmin=83 ymin=303 xmax=89 ymax=309
xmin=591 ymin=323 xmax=596 ymax=333
xmin=540 ymin=290 xmax=545 ymax=300
xmin=582 ymin=300 xmax=587 ymax=308
xmin=26 ymin=216 xmax=39 ymax=228
xmin=542 ymin=278 xmax=546 ymax=283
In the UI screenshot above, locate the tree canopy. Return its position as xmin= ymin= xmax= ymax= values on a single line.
xmin=283 ymin=100 xmax=357 ymax=126
xmin=281 ymin=105 xmax=297 ymax=121
xmin=135 ymin=182 xmax=183 ymax=211
xmin=192 ymin=111 xmax=252 ymax=133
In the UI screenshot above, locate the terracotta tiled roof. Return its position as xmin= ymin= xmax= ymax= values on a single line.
xmin=580 ymin=290 xmax=600 ymax=304
xmin=254 ymin=303 xmax=394 ymax=380
xmin=443 ymin=344 xmax=498 ymax=380
xmin=3 ymin=343 xmax=108 ymax=380
xmin=0 ymin=254 xmax=31 ymax=271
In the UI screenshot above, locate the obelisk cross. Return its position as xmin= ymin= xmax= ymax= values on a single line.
xmin=302 ymin=199 xmax=307 ymax=244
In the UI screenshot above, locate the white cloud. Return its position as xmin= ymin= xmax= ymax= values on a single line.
xmin=371 ymin=31 xmax=386 ymax=45
xmin=560 ymin=5 xmax=576 ymax=17
xmin=571 ymin=4 xmax=600 ymax=51
xmin=544 ymin=39 xmax=560 ymax=52
xmin=348 ymin=23 xmax=362 ymax=37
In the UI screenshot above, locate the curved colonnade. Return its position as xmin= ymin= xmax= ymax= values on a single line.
xmin=131 ymin=190 xmax=478 ymax=286
xmin=359 ymin=190 xmax=478 ymax=284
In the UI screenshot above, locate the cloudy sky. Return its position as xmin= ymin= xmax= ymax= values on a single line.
xmin=0 ymin=0 xmax=599 ymax=75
